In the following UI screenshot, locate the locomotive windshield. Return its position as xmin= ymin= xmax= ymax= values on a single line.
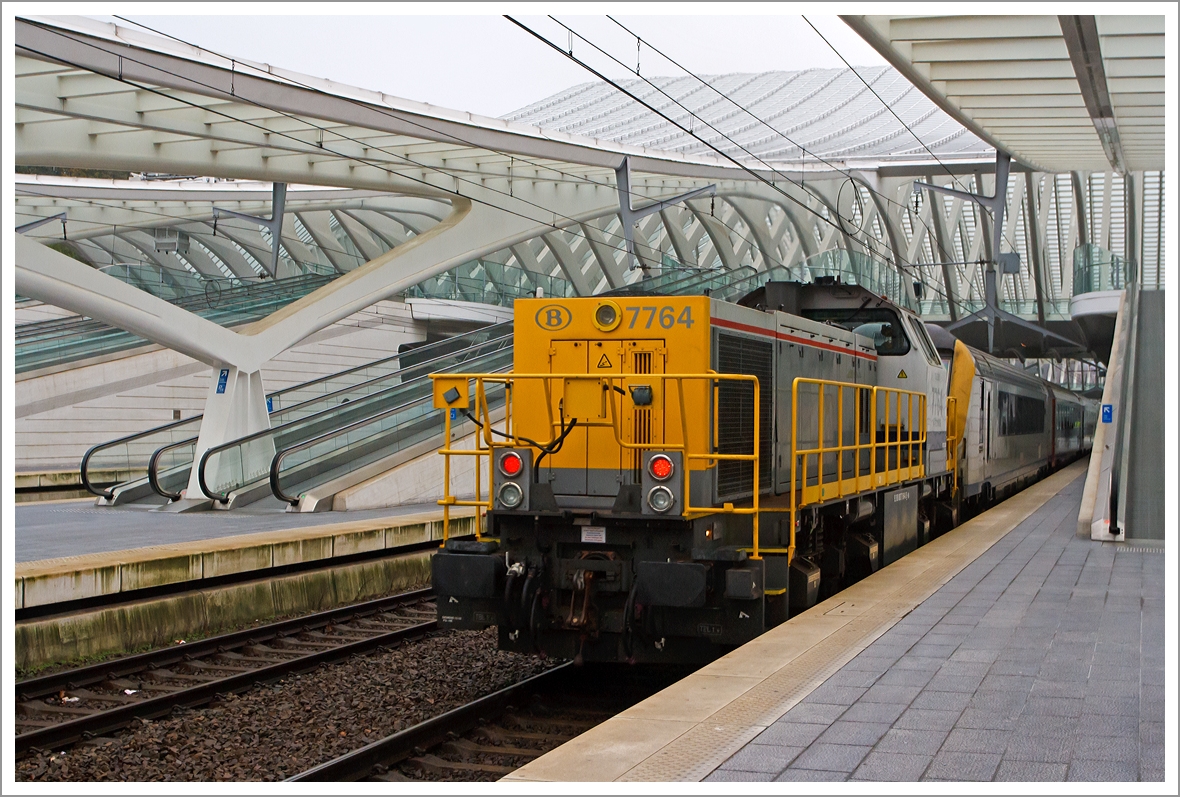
xmin=803 ymin=307 xmax=911 ymax=356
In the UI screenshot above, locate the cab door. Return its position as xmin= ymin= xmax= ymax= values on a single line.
xmin=547 ymin=340 xmax=589 ymax=495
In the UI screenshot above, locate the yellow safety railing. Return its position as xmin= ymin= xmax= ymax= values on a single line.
xmin=431 ymin=372 xmax=766 ymax=555
xmin=787 ymin=378 xmax=926 ymax=563
xmin=433 ymin=372 xmax=927 ymax=568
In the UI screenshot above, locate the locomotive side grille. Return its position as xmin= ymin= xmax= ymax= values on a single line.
xmin=630 ymin=350 xmax=653 ymax=480
xmin=716 ymin=333 xmax=773 ymax=497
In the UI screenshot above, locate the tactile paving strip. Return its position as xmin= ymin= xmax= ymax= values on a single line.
xmin=616 ymin=463 xmax=1088 ymax=781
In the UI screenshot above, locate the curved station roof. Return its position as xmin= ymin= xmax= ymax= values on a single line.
xmin=505 ymin=67 xmax=993 ymax=166
xmin=13 ymin=14 xmax=1167 ymax=368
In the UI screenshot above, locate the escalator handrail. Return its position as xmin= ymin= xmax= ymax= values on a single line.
xmin=145 ymin=332 xmax=514 ymax=498
xmin=199 ymin=345 xmax=515 ymax=502
xmin=262 ymin=325 xmax=514 ymax=417
xmin=84 ymin=328 xmax=515 ymax=498
xmin=147 ymin=435 xmax=200 ymax=500
xmin=79 ymin=414 xmax=203 ymax=499
xmin=269 ymin=367 xmax=511 ymax=505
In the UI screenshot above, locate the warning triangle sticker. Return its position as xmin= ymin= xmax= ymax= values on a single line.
xmin=597 ymin=354 xmax=612 ymax=369
xmin=897 ymin=369 xmax=908 ymax=379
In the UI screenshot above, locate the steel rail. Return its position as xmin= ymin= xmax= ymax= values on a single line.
xmin=15 ymin=589 xmax=437 ymax=756
xmin=287 ymin=663 xmax=573 ymax=782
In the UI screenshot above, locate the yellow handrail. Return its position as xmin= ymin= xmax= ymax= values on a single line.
xmin=788 ymin=377 xmax=926 ymax=564
xmin=434 ymin=372 xmax=927 ymax=567
xmin=431 ymin=372 xmax=764 ymax=556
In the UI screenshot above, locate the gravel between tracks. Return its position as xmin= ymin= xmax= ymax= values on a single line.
xmin=17 ymin=629 xmax=559 ymax=782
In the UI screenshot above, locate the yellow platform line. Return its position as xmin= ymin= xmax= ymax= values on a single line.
xmin=502 ymin=459 xmax=1089 ymax=783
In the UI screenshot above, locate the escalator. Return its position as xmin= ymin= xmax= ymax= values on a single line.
xmin=81 ymin=323 xmax=512 ymax=504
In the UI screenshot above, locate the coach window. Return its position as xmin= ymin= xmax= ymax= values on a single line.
xmin=804 ymin=307 xmax=911 ymax=356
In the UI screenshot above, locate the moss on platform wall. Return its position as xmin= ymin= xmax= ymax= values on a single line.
xmin=15 ymin=552 xmax=433 ymax=671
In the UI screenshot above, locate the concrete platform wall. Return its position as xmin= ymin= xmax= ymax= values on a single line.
xmin=1125 ymin=290 xmax=1165 ymax=540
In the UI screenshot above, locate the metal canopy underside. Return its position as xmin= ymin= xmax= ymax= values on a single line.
xmin=842 ymin=14 xmax=1166 ymax=173
xmin=13 ymin=15 xmax=1161 ymax=370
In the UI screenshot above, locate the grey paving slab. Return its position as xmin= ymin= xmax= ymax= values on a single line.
xmin=840 ymin=701 xmax=906 ymax=724
xmin=775 ymin=702 xmax=846 ymax=725
xmin=717 ymin=743 xmax=803 ymax=773
xmin=703 ymin=768 xmax=776 ymax=782
xmin=1067 ymin=759 xmax=1140 ymax=781
xmin=15 ymin=500 xmax=446 ymax=561
xmin=912 ymin=690 xmax=973 ymax=712
xmin=850 ymin=751 xmax=933 ymax=781
xmin=773 ymin=768 xmax=847 ymax=781
xmin=995 ymin=760 xmax=1069 ymax=781
xmin=894 ymin=707 xmax=962 ymax=731
xmin=816 ymin=720 xmax=891 ymax=746
xmin=875 ymin=728 xmax=948 ymax=755
xmin=708 ymin=470 xmax=1165 ymax=782
xmin=925 ymin=751 xmax=1002 ymax=781
xmin=791 ymin=743 xmax=871 ymax=772
xmin=753 ymin=722 xmax=827 ymax=748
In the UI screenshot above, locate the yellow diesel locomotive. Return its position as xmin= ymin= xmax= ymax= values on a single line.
xmin=428 ymin=280 xmax=1087 ymax=663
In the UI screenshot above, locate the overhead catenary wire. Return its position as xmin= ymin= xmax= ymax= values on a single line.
xmin=106 ymin=15 xmax=766 ymax=272
xmin=587 ymin=15 xmax=1000 ymax=316
xmin=585 ymin=15 xmax=1022 ymax=315
xmin=26 ymin=18 xmax=810 ymax=290
xmin=19 ymin=26 xmax=663 ymax=282
xmin=26 ymin=25 xmax=745 ymax=287
xmin=508 ymin=15 xmax=972 ymax=315
xmin=800 ymin=15 xmax=1024 ymax=257
xmin=29 ymin=17 xmax=956 ymax=312
xmin=604 ymin=15 xmax=967 ymax=270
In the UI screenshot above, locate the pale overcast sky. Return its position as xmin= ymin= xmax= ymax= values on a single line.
xmin=97 ymin=12 xmax=886 ymax=118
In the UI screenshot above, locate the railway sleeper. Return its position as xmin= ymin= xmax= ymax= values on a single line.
xmin=407 ymin=754 xmax=516 ymax=777
xmin=472 ymin=725 xmax=574 ymax=745
xmin=440 ymin=738 xmax=541 ymax=761
xmin=501 ymin=712 xmax=597 ymax=734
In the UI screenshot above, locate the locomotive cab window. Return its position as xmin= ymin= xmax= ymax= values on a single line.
xmin=804 ymin=307 xmax=911 ymax=356
xmin=903 ymin=313 xmax=942 ymax=366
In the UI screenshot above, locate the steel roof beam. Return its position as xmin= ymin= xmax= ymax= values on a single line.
xmin=1058 ymin=15 xmax=1128 ymax=174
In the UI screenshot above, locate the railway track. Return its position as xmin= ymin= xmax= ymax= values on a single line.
xmin=290 ymin=662 xmax=685 ymax=782
xmin=15 ymin=588 xmax=437 ymax=757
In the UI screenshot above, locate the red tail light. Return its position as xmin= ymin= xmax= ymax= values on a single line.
xmin=648 ymin=454 xmax=674 ymax=481
xmin=499 ymin=451 xmax=524 ymax=477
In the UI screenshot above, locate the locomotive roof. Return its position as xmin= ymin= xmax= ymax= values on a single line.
xmin=737 ymin=280 xmax=904 ymax=317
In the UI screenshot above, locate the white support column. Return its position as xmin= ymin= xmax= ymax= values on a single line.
xmin=185 ymin=366 xmax=272 ymax=507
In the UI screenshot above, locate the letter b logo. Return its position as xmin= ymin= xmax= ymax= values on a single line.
xmin=535 ymin=305 xmax=572 ymax=330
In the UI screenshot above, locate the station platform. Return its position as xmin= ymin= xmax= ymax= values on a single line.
xmin=15 ymin=499 xmax=464 ymax=563
xmin=14 ymin=501 xmax=476 ymax=670
xmin=505 ymin=460 xmax=1167 ymax=783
